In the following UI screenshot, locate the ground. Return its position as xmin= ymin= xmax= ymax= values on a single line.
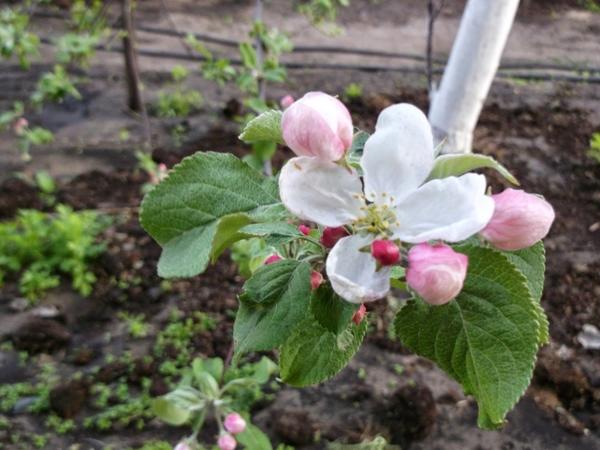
xmin=1 ymin=0 xmax=600 ymax=449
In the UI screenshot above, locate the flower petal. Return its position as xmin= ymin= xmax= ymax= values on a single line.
xmin=361 ymin=104 xmax=434 ymax=204
xmin=326 ymin=234 xmax=391 ymax=304
xmin=393 ymin=174 xmax=494 ymax=243
xmin=279 ymin=157 xmax=364 ymax=227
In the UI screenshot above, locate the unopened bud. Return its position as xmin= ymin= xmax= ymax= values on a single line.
xmin=310 ymin=271 xmax=323 ymax=290
xmin=352 ymin=304 xmax=367 ymax=325
xmin=218 ymin=434 xmax=237 ymax=450
xmin=264 ymin=254 xmax=282 ymax=265
xmin=298 ymin=224 xmax=311 ymax=236
xmin=370 ymin=239 xmax=400 ymax=266
xmin=320 ymin=226 xmax=349 ymax=248
xmin=224 ymin=412 xmax=246 ymax=434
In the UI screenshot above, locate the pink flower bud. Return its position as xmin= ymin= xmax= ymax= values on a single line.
xmin=13 ymin=117 xmax=28 ymax=135
xmin=320 ymin=226 xmax=349 ymax=249
xmin=281 ymin=91 xmax=353 ymax=161
xmin=157 ymin=163 xmax=168 ymax=181
xmin=298 ymin=224 xmax=311 ymax=236
xmin=218 ymin=434 xmax=237 ymax=450
xmin=174 ymin=442 xmax=192 ymax=450
xmin=280 ymin=94 xmax=295 ymax=109
xmin=264 ymin=254 xmax=282 ymax=265
xmin=480 ymin=189 xmax=555 ymax=251
xmin=224 ymin=412 xmax=246 ymax=434
xmin=371 ymin=240 xmax=400 ymax=266
xmin=352 ymin=304 xmax=367 ymax=325
xmin=406 ymin=243 xmax=468 ymax=306
xmin=310 ymin=271 xmax=323 ymax=290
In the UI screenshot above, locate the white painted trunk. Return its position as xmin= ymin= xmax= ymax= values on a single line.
xmin=428 ymin=0 xmax=520 ymax=154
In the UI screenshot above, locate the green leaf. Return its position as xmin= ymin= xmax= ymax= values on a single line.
xmin=390 ymin=266 xmax=406 ymax=289
xmin=152 ymin=398 xmax=191 ymax=425
xmin=310 ymin=284 xmax=358 ymax=334
xmin=140 ymin=152 xmax=281 ymax=278
xmin=395 ymin=245 xmax=540 ymax=429
xmin=280 ymin=316 xmax=368 ymax=387
xmin=346 ymin=130 xmax=370 ymax=172
xmin=503 ymin=242 xmax=549 ymax=345
xmin=239 ymin=110 xmax=284 ymax=145
xmin=193 ymin=357 xmax=224 ymax=382
xmin=234 ymin=260 xmax=311 ymax=356
xmin=237 ymin=423 xmax=273 ymax=450
xmin=240 ymin=222 xmax=303 ymax=242
xmin=427 ymin=154 xmax=519 ymax=185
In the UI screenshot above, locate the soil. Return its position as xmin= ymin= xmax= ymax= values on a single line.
xmin=1 ymin=0 xmax=600 ymax=449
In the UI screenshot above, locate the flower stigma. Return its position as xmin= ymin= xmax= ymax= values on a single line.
xmin=352 ymin=195 xmax=400 ymax=237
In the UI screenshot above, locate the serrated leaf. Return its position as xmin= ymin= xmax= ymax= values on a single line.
xmin=310 ymin=284 xmax=358 ymax=334
xmin=395 ymin=245 xmax=539 ymax=429
xmin=140 ymin=152 xmax=281 ymax=278
xmin=280 ymin=316 xmax=367 ymax=387
xmin=427 ymin=154 xmax=519 ymax=185
xmin=239 ymin=110 xmax=284 ymax=145
xmin=503 ymin=242 xmax=549 ymax=345
xmin=152 ymin=398 xmax=191 ymax=425
xmin=234 ymin=260 xmax=311 ymax=357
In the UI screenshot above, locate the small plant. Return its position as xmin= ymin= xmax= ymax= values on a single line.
xmin=119 ymin=312 xmax=150 ymax=338
xmin=31 ymin=65 xmax=81 ymax=106
xmin=0 ymin=205 xmax=110 ymax=302
xmin=136 ymin=151 xmax=168 ymax=193
xmin=297 ymin=0 xmax=351 ymax=34
xmin=0 ymin=6 xmax=40 ymax=69
xmin=344 ymin=82 xmax=363 ymax=100
xmin=587 ymin=132 xmax=600 ymax=163
xmin=153 ymin=356 xmax=277 ymax=449
xmin=55 ymin=32 xmax=99 ymax=66
xmin=153 ymin=65 xmax=203 ymax=118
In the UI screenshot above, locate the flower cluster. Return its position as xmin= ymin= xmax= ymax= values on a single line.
xmin=277 ymin=92 xmax=555 ymax=305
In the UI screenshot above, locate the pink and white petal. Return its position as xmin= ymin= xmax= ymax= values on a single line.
xmin=279 ymin=157 xmax=364 ymax=227
xmin=326 ymin=234 xmax=392 ymax=304
xmin=361 ymin=104 xmax=434 ymax=204
xmin=392 ymin=174 xmax=494 ymax=243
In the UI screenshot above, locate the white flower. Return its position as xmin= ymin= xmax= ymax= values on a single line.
xmin=279 ymin=103 xmax=495 ymax=303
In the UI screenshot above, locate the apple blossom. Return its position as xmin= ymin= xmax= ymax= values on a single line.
xmin=224 ymin=412 xmax=246 ymax=434
xmin=280 ymin=94 xmax=295 ymax=109
xmin=279 ymin=103 xmax=494 ymax=303
xmin=218 ymin=434 xmax=237 ymax=450
xmin=298 ymin=224 xmax=311 ymax=235
xmin=264 ymin=254 xmax=282 ymax=265
xmin=311 ymin=271 xmax=324 ymax=290
xmin=371 ymin=240 xmax=400 ymax=266
xmin=352 ymin=304 xmax=367 ymax=325
xmin=281 ymin=91 xmax=353 ymax=161
xmin=480 ymin=188 xmax=555 ymax=251
xmin=174 ymin=442 xmax=191 ymax=450
xmin=406 ymin=243 xmax=468 ymax=305
xmin=320 ymin=226 xmax=349 ymax=248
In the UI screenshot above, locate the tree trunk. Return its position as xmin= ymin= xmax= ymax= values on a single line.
xmin=428 ymin=0 xmax=520 ymax=154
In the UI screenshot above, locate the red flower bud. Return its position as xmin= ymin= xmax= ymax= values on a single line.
xmin=320 ymin=226 xmax=349 ymax=248
xmin=370 ymin=239 xmax=400 ymax=266
xmin=310 ymin=271 xmax=323 ymax=290
xmin=352 ymin=304 xmax=367 ymax=325
xmin=264 ymin=254 xmax=282 ymax=265
xmin=298 ymin=224 xmax=311 ymax=236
